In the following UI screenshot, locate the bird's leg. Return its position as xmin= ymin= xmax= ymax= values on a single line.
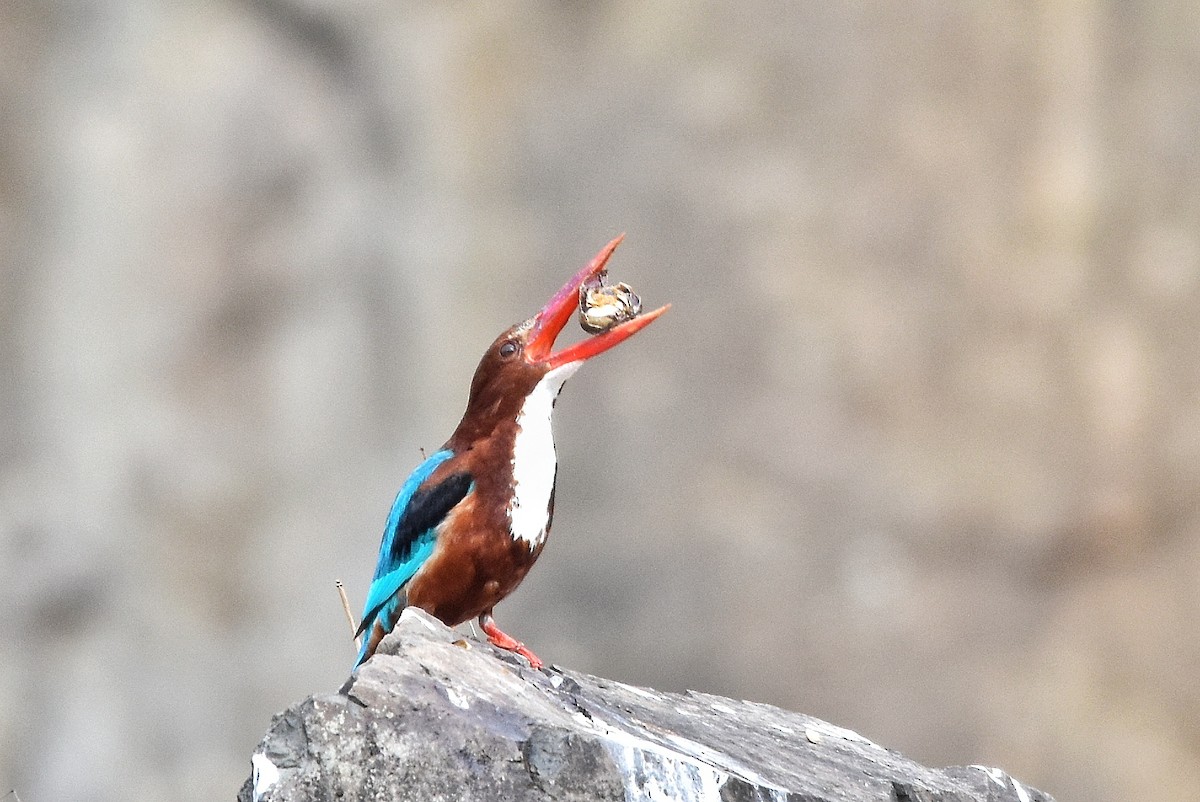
xmin=478 ymin=612 xmax=543 ymax=670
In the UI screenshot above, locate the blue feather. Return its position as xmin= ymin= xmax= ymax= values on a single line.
xmin=355 ymin=448 xmax=474 ymax=667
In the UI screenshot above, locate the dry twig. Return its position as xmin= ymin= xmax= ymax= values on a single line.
xmin=336 ymin=580 xmax=361 ymax=652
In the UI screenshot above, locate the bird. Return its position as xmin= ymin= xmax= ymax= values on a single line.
xmin=353 ymin=236 xmax=668 ymax=671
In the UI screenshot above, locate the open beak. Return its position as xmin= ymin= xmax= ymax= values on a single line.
xmin=526 ymin=235 xmax=670 ymax=369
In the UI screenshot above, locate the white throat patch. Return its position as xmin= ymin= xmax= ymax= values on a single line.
xmin=509 ymin=362 xmax=581 ymax=548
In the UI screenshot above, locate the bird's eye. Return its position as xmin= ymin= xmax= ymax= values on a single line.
xmin=499 ymin=341 xmax=519 ymax=359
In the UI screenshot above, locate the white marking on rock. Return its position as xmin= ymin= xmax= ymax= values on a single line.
xmin=804 ymin=720 xmax=882 ymax=749
xmin=509 ymin=362 xmax=581 ymax=548
xmin=612 ymin=681 xmax=661 ymax=700
xmin=400 ymin=606 xmax=444 ymax=634
xmin=444 ymin=686 xmax=470 ymax=710
xmin=598 ymin=721 xmax=728 ymax=802
xmin=971 ymin=765 xmax=1006 ymax=786
xmin=664 ymin=732 xmax=786 ymax=793
xmin=970 ymin=765 xmax=1031 ymax=800
xmin=251 ymin=753 xmax=280 ymax=802
xmin=568 ymin=702 xmax=789 ymax=801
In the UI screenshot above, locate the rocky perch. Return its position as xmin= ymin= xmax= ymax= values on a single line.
xmin=241 ymin=609 xmax=1054 ymax=802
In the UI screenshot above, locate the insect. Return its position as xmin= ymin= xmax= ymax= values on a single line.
xmin=578 ymin=273 xmax=643 ymax=334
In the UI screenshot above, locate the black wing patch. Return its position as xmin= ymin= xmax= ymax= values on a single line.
xmin=388 ymin=471 xmax=473 ymax=565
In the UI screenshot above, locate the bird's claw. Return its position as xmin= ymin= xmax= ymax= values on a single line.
xmin=510 ymin=643 xmax=544 ymax=671
xmin=479 ymin=615 xmax=544 ymax=670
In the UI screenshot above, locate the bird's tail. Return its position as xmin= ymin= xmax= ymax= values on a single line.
xmin=353 ymin=595 xmax=403 ymax=669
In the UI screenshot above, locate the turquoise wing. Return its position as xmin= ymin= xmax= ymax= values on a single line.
xmin=354 ymin=448 xmax=473 ymax=666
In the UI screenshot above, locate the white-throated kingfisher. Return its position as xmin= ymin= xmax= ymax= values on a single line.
xmin=354 ymin=236 xmax=668 ymax=670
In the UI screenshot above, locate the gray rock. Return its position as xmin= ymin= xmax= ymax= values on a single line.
xmin=240 ymin=609 xmax=1054 ymax=802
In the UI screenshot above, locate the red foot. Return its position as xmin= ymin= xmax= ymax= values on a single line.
xmin=478 ymin=614 xmax=543 ymax=670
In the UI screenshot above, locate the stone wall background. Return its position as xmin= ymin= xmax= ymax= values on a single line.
xmin=3 ymin=3 xmax=1198 ymax=800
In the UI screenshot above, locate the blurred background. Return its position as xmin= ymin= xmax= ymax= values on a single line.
xmin=3 ymin=2 xmax=1199 ymax=800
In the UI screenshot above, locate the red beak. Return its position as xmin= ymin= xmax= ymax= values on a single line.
xmin=525 ymin=235 xmax=669 ymax=369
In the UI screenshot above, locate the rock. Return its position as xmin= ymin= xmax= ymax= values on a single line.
xmin=240 ymin=609 xmax=1054 ymax=802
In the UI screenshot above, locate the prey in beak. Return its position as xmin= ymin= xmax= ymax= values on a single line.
xmin=525 ymin=234 xmax=669 ymax=369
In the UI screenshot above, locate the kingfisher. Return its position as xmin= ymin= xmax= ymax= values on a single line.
xmin=354 ymin=236 xmax=668 ymax=671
